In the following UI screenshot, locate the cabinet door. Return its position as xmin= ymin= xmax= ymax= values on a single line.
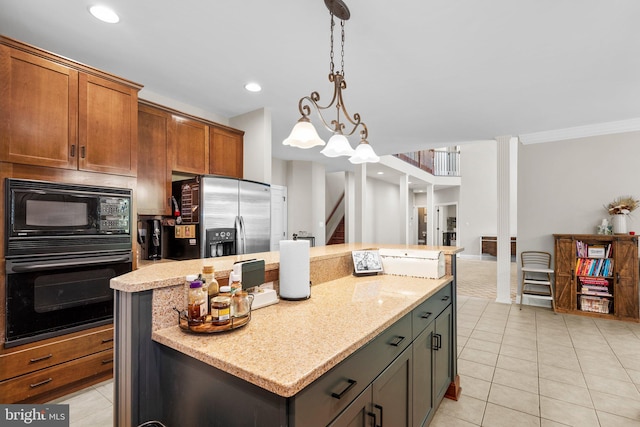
xmin=137 ymin=105 xmax=171 ymax=215
xmin=170 ymin=116 xmax=209 ymax=174
xmin=78 ymin=73 xmax=138 ymax=176
xmin=0 ymin=45 xmax=78 ymax=169
xmin=614 ymin=238 xmax=639 ymax=319
xmin=327 ymin=386 xmax=373 ymax=427
xmin=210 ymin=127 xmax=243 ymax=178
xmin=412 ymin=323 xmax=434 ymax=427
xmin=554 ymin=236 xmax=575 ymax=311
xmin=433 ymin=305 xmax=452 ymax=403
xmin=372 ymin=346 xmax=412 ymax=427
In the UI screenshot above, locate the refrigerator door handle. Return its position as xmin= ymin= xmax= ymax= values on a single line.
xmin=239 ymin=216 xmax=247 ymax=254
xmin=234 ymin=216 xmax=243 ymax=255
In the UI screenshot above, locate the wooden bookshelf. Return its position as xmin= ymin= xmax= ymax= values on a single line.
xmin=554 ymin=234 xmax=639 ymax=321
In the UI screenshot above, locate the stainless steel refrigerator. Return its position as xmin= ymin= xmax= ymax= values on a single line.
xmin=169 ymin=176 xmax=271 ymax=259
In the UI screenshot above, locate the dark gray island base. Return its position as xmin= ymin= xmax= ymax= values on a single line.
xmin=112 ymin=244 xmax=461 ymax=426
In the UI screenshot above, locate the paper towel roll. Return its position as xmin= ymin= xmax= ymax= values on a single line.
xmin=279 ymin=239 xmax=310 ymax=300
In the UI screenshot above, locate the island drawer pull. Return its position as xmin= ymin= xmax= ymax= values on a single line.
xmin=389 ymin=336 xmax=406 ymax=347
xmin=30 ymin=378 xmax=52 ymax=388
xmin=29 ymin=354 xmax=53 ymax=363
xmin=420 ymin=312 xmax=432 ymax=319
xmin=441 ymin=295 xmax=450 ymax=301
xmin=102 ymin=337 xmax=114 ymax=344
xmin=331 ymin=378 xmax=357 ymax=399
xmin=101 ymin=359 xmax=113 ymax=365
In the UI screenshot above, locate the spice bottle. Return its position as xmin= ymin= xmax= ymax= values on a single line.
xmin=210 ymin=295 xmax=231 ymax=326
xmin=229 ymin=271 xmax=242 ymax=294
xmin=187 ymin=279 xmax=206 ymax=324
xmin=232 ymin=290 xmax=253 ymax=318
xmin=202 ymin=265 xmax=219 ymax=302
xmin=218 ymin=285 xmax=234 ymax=316
xmin=198 ymin=273 xmax=209 ymax=316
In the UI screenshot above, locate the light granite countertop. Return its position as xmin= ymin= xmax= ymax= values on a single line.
xmin=152 ymin=273 xmax=453 ymax=397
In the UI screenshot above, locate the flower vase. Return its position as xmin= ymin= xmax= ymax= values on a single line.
xmin=611 ymin=214 xmax=628 ymax=234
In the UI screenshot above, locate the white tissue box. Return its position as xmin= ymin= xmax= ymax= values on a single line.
xmin=378 ymin=248 xmax=445 ymax=279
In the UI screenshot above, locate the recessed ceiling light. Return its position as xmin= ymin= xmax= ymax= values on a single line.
xmin=244 ymin=82 xmax=262 ymax=93
xmin=89 ymin=5 xmax=120 ymax=24
xmin=377 ymin=171 xmax=384 ymax=175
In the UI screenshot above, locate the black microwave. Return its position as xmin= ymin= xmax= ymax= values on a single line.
xmin=5 ymin=179 xmax=132 ymax=258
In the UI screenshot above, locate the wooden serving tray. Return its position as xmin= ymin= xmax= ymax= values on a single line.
xmin=176 ymin=310 xmax=250 ymax=334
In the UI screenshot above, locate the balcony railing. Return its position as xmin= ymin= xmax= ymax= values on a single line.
xmin=394 ymin=149 xmax=460 ymax=176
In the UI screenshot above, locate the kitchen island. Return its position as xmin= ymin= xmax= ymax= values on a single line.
xmin=111 ymin=243 xmax=462 ymax=427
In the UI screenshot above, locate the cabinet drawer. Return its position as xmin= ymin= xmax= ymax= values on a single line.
xmin=0 ymin=349 xmax=113 ymax=403
xmin=0 ymin=326 xmax=114 ymax=381
xmin=291 ymin=313 xmax=411 ymax=427
xmin=412 ymin=284 xmax=452 ymax=339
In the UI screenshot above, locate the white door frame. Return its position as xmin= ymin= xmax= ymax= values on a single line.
xmin=433 ymin=202 xmax=458 ymax=247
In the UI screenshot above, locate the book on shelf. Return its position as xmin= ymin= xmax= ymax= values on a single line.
xmin=575 ymin=258 xmax=613 ymax=277
xmin=575 ymin=240 xmax=613 ymax=259
xmin=578 ymin=276 xmax=609 ymax=285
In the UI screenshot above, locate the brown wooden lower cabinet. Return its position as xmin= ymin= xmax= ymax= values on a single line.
xmin=0 ymin=324 xmax=114 ymax=403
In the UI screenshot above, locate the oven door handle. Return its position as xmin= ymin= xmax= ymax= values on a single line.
xmin=8 ymin=255 xmax=131 ymax=273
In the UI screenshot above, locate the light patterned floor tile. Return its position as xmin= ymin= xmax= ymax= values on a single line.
xmin=540 ymin=396 xmax=600 ymax=427
xmin=487 ymin=383 xmax=539 ymax=417
xmin=539 ymin=378 xmax=593 ymax=408
xmin=481 ymin=402 xmax=540 ymax=427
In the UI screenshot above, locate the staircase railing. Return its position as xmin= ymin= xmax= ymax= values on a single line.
xmin=394 ymin=148 xmax=460 ymax=176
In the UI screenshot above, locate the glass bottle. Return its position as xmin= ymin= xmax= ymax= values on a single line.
xmin=202 ymin=265 xmax=219 ymax=306
xmin=187 ymin=279 xmax=206 ymax=324
xmin=210 ymin=295 xmax=231 ymax=326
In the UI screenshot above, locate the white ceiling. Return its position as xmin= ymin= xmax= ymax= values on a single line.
xmin=1 ymin=0 xmax=640 ymax=177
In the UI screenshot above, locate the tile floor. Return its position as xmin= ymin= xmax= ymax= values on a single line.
xmin=48 ymin=260 xmax=640 ymax=426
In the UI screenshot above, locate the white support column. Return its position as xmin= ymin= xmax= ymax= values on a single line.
xmin=344 ymin=172 xmax=356 ymax=243
xmin=399 ymin=174 xmax=409 ymax=244
xmin=354 ymin=164 xmax=368 ymax=243
xmin=496 ymin=135 xmax=512 ymax=304
xmin=426 ymin=184 xmax=435 ymax=246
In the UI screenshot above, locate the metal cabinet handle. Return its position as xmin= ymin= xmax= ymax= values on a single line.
xmin=432 ymin=333 xmax=442 ymax=350
xmin=80 ymin=146 xmax=86 ymax=158
xmin=441 ymin=295 xmax=450 ymax=301
xmin=101 ymin=338 xmax=114 ymax=344
xmin=617 ymin=272 xmax=620 ymax=284
xmin=571 ymin=269 xmax=575 ymax=280
xmin=374 ymin=404 xmax=383 ymax=427
xmin=30 ymin=378 xmax=53 ymax=388
xmin=70 ymin=144 xmax=76 ymax=157
xmin=389 ymin=336 xmax=406 ymax=347
xmin=29 ymin=354 xmax=53 ymax=363
xmin=367 ymin=411 xmax=377 ymax=427
xmin=101 ymin=359 xmax=113 ymax=365
xmin=331 ymin=378 xmax=357 ymax=399
xmin=421 ymin=312 xmax=432 ymax=319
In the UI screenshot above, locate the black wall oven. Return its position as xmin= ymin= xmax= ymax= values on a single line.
xmin=4 ymin=179 xmax=133 ymax=347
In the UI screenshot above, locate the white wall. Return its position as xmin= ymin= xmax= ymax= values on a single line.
xmin=271 ymin=158 xmax=287 ymax=186
xmin=285 ymin=160 xmax=326 ymax=244
xmin=230 ymin=108 xmax=272 ymax=184
xmin=367 ymin=178 xmax=403 ymax=244
xmin=518 ymin=131 xmax=640 ymax=257
xmin=458 ymin=141 xmax=498 ymax=256
xmin=326 ymin=172 xmax=345 ymax=218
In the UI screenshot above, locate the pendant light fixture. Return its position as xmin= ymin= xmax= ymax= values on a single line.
xmin=283 ymin=0 xmax=379 ymax=164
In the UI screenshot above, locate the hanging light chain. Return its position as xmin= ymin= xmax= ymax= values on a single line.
xmin=340 ymin=18 xmax=345 ymax=76
xmin=329 ymin=12 xmax=335 ymax=75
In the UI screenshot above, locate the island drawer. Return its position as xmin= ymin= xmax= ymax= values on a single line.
xmin=291 ymin=313 xmax=411 ymax=427
xmin=412 ymin=283 xmax=452 ymax=339
xmin=0 ymin=326 xmax=114 ymax=381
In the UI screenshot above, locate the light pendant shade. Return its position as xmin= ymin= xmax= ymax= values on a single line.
xmin=320 ymin=134 xmax=355 ymax=157
xmin=349 ymin=140 xmax=380 ymax=164
xmin=283 ymin=119 xmax=325 ymax=148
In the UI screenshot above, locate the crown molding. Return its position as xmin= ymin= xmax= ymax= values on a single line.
xmin=518 ymin=118 xmax=640 ymax=145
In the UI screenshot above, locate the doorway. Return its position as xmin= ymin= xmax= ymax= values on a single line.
xmin=434 ymin=203 xmax=458 ymax=247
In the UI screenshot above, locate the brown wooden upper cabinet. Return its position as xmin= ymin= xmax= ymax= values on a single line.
xmin=0 ymin=38 xmax=141 ymax=176
xmin=210 ymin=127 xmax=243 ymax=179
xmin=137 ymin=101 xmax=245 ymax=215
xmin=170 ymin=116 xmax=210 ymax=175
xmin=138 ymin=104 xmax=171 ymax=215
